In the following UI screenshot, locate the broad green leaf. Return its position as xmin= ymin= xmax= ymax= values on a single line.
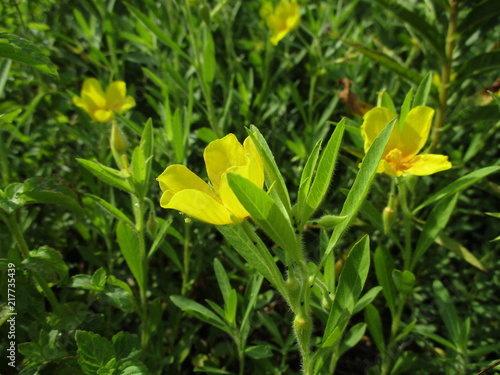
xmin=323 ymin=236 xmax=370 ymax=346
xmin=170 ymin=295 xmax=229 ymax=334
xmin=124 ymin=3 xmax=191 ymax=62
xmin=338 ymin=322 xmax=367 ymax=356
xmin=111 ymin=331 xmax=142 ymax=359
xmin=217 ymin=224 xmax=286 ymax=298
xmin=353 ymin=286 xmax=383 ymax=315
xmin=371 ymin=0 xmax=445 ymax=61
xmin=116 ymin=359 xmax=152 ymax=375
xmin=435 ymin=234 xmax=488 ymax=272
xmin=0 ymin=182 xmax=25 ymax=213
xmin=76 ymin=330 xmax=116 ymax=375
xmin=392 ymin=269 xmax=416 ymax=296
xmin=85 ymin=193 xmax=135 ymax=227
xmin=374 ymin=246 xmax=397 ymax=316
xmin=320 ymin=119 xmax=395 ymax=265
xmin=364 ymin=304 xmax=385 ymax=355
xmin=22 ymin=176 xmax=84 ymax=216
xmin=102 ymin=277 xmax=136 ymax=313
xmin=227 ymin=173 xmax=301 ymax=263
xmin=203 ymin=30 xmax=216 ymax=84
xmin=244 ymin=345 xmax=273 ymax=359
xmin=456 ymin=51 xmax=500 ymax=82
xmin=433 ymin=280 xmax=461 ymax=344
xmin=69 ymin=274 xmax=100 ymax=291
xmin=304 ymin=120 xmax=345 ymax=224
xmin=214 ymin=258 xmax=232 ymax=305
xmin=412 ymin=72 xmax=433 ymax=108
xmin=77 ymin=159 xmax=133 ymax=193
xmin=116 ymin=221 xmax=144 ymax=291
xmin=412 ymin=166 xmax=500 ymax=213
xmin=411 ymin=194 xmax=458 ymax=270
xmin=248 ymin=126 xmax=292 ymax=213
xmin=22 ymin=246 xmax=68 ymax=284
xmin=0 ymin=32 xmax=58 ymax=76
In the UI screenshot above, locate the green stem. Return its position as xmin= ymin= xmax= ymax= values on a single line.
xmin=181 ymin=220 xmax=191 ymax=296
xmin=1 ymin=212 xmax=59 ymax=310
xmin=396 ymin=177 xmax=412 ymax=270
xmin=131 ymin=194 xmax=149 ymax=349
xmin=430 ymin=0 xmax=458 ymax=152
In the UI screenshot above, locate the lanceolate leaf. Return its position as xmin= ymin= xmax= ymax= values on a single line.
xmin=371 ymin=0 xmax=446 ymax=61
xmin=320 ymin=119 xmax=395 ymax=265
xmin=116 ymin=222 xmax=144 ymax=291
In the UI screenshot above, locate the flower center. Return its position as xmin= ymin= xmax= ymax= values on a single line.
xmin=385 ymin=148 xmax=412 ymax=173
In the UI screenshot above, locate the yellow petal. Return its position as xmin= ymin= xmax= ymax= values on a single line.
xmin=93 ymin=109 xmax=114 ymax=122
xmin=405 ymin=154 xmax=452 ymax=176
xmin=361 ymin=107 xmax=397 ymax=154
xmin=218 ymin=153 xmax=263 ymax=219
xmin=163 ymin=189 xmax=238 ymax=225
xmin=81 ymin=78 xmax=106 ymax=108
xmin=243 ymin=135 xmax=264 ymax=182
xmin=259 ymin=3 xmax=273 ymax=19
xmin=204 ymin=134 xmax=247 ymax=192
xmin=399 ymin=106 xmax=435 ymax=158
xmin=72 ymin=96 xmax=90 ymax=112
xmin=157 ymin=165 xmax=217 ymax=200
xmin=106 ymin=81 xmax=127 ymax=101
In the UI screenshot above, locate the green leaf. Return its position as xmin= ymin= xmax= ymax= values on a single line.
xmin=148 ymin=218 xmax=172 ymax=259
xmin=244 ymin=345 xmax=273 ymax=359
xmin=456 ymin=51 xmax=500 ymax=82
xmin=77 ymin=159 xmax=133 ymax=193
xmin=378 ymin=90 xmax=396 ymax=113
xmin=458 ymin=0 xmax=500 ymax=36
xmin=131 ymin=146 xmax=148 ymax=198
xmin=411 ymin=194 xmax=458 ymax=270
xmin=338 ymin=37 xmax=423 ymax=88
xmin=69 ymin=275 xmax=102 ymax=291
xmin=399 ymin=87 xmax=414 ymax=128
xmin=214 ymin=258 xmax=232 ymax=305
xmin=217 ymin=224 xmax=286 ymax=298
xmin=170 ymin=295 xmax=230 ymax=334
xmin=22 ymin=246 xmax=68 ymax=284
xmin=321 ymin=119 xmax=396 ymax=265
xmin=0 ymin=108 xmax=22 ymax=123
xmin=371 ymin=0 xmax=446 ymax=61
xmin=295 ymin=138 xmax=322 ymax=222
xmin=193 ymin=367 xmax=233 ymax=374
xmin=203 ymin=30 xmax=216 ymax=84
xmin=374 ymin=246 xmax=397 ymax=316
xmin=85 ymin=193 xmax=135 ymax=227
xmin=247 ymin=126 xmax=292 ymax=213
xmin=435 ymin=234 xmax=488 ymax=272
xmin=353 ymin=286 xmax=383 ymax=315
xmin=76 ymin=330 xmax=116 ymax=375
xmin=112 ymin=332 xmax=141 ymax=361
xmin=0 ymin=32 xmax=58 ymax=76
xmin=303 ymin=120 xmax=345 ymax=224
xmin=364 ymin=304 xmax=385 ymax=355
xmin=116 ymin=221 xmax=144 ymax=291
xmin=412 ymin=72 xmax=433 ymax=108
xmin=0 ymin=182 xmax=24 ymax=213
xmin=413 ymin=166 xmax=500 ymax=213
xmin=224 ymin=289 xmax=238 ymax=326
xmin=116 ymin=359 xmax=152 ymax=375
xmin=22 ymin=176 xmax=84 ymax=216
xmin=323 ymin=236 xmax=370 ymax=346
xmin=392 ymin=269 xmax=416 ymax=296
xmin=338 ymin=322 xmax=367 ymax=356
xmin=227 ymin=173 xmax=301 ymax=263
xmin=433 ymin=280 xmax=461 ymax=344
xmin=102 ymin=277 xmax=136 ymax=313
xmin=124 ymin=3 xmax=191 ymax=62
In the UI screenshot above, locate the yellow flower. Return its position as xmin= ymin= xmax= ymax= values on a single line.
xmin=260 ymin=0 xmax=300 ymax=45
xmin=157 ymin=134 xmax=264 ymax=225
xmin=73 ymin=78 xmax=136 ymax=122
xmin=361 ymin=106 xmax=452 ymax=177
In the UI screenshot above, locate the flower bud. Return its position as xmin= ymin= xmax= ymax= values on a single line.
xmin=111 ymin=122 xmax=128 ymax=154
xmin=383 ymin=206 xmax=396 ymax=234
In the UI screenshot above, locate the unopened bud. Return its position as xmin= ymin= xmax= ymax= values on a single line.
xmin=111 ymin=122 xmax=128 ymax=154
xmin=308 ymin=215 xmax=348 ymax=230
xmin=383 ymin=206 xmax=396 ymax=234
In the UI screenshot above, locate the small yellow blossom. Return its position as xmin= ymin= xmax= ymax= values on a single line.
xmin=361 ymin=106 xmax=452 ymax=177
xmin=73 ymin=78 xmax=135 ymax=122
xmin=157 ymin=134 xmax=264 ymax=225
xmin=260 ymin=0 xmax=300 ymax=45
